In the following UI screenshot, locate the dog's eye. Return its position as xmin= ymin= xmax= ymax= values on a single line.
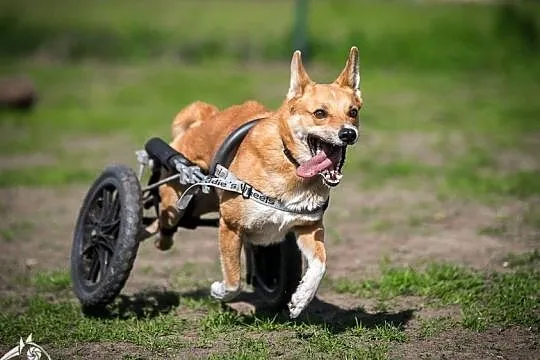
xmin=348 ymin=108 xmax=358 ymax=118
xmin=313 ymin=109 xmax=327 ymax=119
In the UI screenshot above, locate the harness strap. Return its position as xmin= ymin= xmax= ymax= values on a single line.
xmin=177 ymin=164 xmax=328 ymax=215
xmin=282 ymin=141 xmax=301 ymax=168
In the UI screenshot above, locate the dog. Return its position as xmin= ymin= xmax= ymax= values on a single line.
xmin=154 ymin=47 xmax=363 ymax=318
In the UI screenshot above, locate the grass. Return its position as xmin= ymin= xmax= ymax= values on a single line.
xmin=31 ymin=270 xmax=72 ymax=292
xmin=332 ymin=260 xmax=540 ymax=331
xmin=0 ymin=289 xmax=394 ymax=359
xmin=207 ymin=338 xmax=269 ymax=360
xmin=0 ymin=220 xmax=33 ymax=242
xmin=503 ymin=250 xmax=540 ymax=269
xmin=0 ymin=297 xmax=187 ymax=351
xmin=418 ymin=316 xmax=458 ymax=339
xmin=1 ymin=255 xmax=538 ymax=358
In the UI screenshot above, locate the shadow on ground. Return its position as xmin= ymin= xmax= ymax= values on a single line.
xmin=83 ymin=288 xmax=415 ymax=334
xmin=232 ymin=291 xmax=415 ymax=334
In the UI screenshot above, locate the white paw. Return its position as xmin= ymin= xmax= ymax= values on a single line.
xmin=287 ymin=292 xmax=308 ymax=319
xmin=210 ymin=281 xmax=241 ymax=302
xmin=288 ymin=302 xmax=303 ymax=319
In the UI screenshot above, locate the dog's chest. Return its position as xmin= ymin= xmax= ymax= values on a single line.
xmin=241 ymin=191 xmax=326 ymax=245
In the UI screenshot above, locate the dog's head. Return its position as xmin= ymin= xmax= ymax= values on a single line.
xmin=281 ymin=47 xmax=363 ymax=187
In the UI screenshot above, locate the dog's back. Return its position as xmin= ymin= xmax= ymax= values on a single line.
xmin=170 ymin=100 xmax=270 ymax=170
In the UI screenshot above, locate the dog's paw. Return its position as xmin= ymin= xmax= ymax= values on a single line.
xmin=210 ymin=281 xmax=241 ymax=302
xmin=288 ymin=299 xmax=303 ymax=319
xmin=154 ymin=234 xmax=174 ymax=251
xmin=287 ymin=293 xmax=308 ymax=319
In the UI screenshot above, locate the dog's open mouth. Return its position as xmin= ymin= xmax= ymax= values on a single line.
xmin=296 ymin=135 xmax=346 ymax=187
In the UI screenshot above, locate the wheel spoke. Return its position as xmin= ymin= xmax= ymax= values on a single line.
xmin=87 ymin=203 xmax=103 ymax=225
xmin=99 ymin=188 xmax=113 ymax=222
xmin=96 ymin=235 xmax=115 ymax=253
xmin=101 ymin=190 xmax=121 ymax=227
xmin=97 ymin=244 xmax=109 ymax=280
xmin=101 ymin=218 xmax=120 ymax=234
xmin=86 ymin=248 xmax=100 ymax=282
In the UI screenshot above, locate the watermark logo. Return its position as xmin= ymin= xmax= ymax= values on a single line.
xmin=0 ymin=334 xmax=51 ymax=360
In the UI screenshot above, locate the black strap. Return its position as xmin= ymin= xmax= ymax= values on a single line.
xmin=283 ymin=142 xmax=301 ymax=168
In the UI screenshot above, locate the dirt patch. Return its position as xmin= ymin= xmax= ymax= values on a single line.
xmin=62 ymin=133 xmax=140 ymax=169
xmin=362 ymin=131 xmax=445 ymax=166
xmin=496 ymin=149 xmax=539 ymax=173
xmin=48 ymin=341 xmax=160 ymax=360
xmin=358 ymin=130 xmax=540 ymax=174
xmin=0 ymin=153 xmax=58 ymax=170
xmin=0 ymin=186 xmax=86 ymax=282
xmin=391 ymin=326 xmax=539 ymax=360
xmin=324 ymin=183 xmax=539 ymax=277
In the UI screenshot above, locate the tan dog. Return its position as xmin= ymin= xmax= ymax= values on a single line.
xmin=156 ymin=47 xmax=363 ymax=318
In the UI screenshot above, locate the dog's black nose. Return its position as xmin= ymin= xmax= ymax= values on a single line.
xmin=338 ymin=127 xmax=358 ymax=144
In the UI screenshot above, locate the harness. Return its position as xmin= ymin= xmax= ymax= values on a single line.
xmin=174 ymin=118 xmax=329 ymax=215
xmin=177 ymin=164 xmax=328 ymax=215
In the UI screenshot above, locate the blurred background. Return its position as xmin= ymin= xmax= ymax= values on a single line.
xmin=0 ymin=1 xmax=539 ymax=358
xmin=0 ymin=0 xmax=538 ymax=189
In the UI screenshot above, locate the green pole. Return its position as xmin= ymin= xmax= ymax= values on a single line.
xmin=293 ymin=0 xmax=309 ymax=60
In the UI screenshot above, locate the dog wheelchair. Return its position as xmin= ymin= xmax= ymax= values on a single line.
xmin=70 ymin=119 xmax=303 ymax=312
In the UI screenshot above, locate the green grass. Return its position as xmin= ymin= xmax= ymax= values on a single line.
xmin=3 ymin=257 xmax=538 ymax=357
xmin=418 ymin=316 xmax=458 ymax=339
xmin=0 ymin=220 xmax=33 ymax=242
xmin=0 ymin=297 xmax=187 ymax=351
xmin=332 ymin=259 xmax=540 ymax=331
xmin=32 ymin=270 xmax=72 ymax=292
xmin=0 ymin=166 xmax=96 ymax=187
xmin=0 ymin=293 xmax=393 ymax=359
xmin=503 ymin=250 xmax=540 ymax=269
xmin=355 ymin=157 xmax=540 ymax=199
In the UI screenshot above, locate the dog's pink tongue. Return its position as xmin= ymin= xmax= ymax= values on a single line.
xmin=297 ymin=151 xmax=333 ymax=178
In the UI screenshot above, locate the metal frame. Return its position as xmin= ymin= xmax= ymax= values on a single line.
xmin=135 ymin=149 xmax=211 ymax=194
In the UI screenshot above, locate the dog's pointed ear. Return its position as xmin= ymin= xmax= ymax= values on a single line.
xmin=287 ymin=50 xmax=313 ymax=100
xmin=334 ymin=46 xmax=360 ymax=93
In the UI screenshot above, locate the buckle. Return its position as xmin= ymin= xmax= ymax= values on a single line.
xmin=214 ymin=164 xmax=228 ymax=179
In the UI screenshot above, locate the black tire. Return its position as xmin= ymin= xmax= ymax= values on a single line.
xmin=71 ymin=164 xmax=142 ymax=309
xmin=249 ymin=232 xmax=303 ymax=309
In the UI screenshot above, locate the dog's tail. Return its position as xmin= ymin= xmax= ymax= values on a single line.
xmin=171 ymin=101 xmax=219 ymax=140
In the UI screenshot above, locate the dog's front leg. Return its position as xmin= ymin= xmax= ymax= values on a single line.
xmin=288 ymin=221 xmax=326 ymax=318
xmin=210 ymin=218 xmax=243 ymax=301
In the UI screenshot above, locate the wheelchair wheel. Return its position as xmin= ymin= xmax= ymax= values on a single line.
xmin=248 ymin=233 xmax=303 ymax=309
xmin=71 ymin=164 xmax=142 ymax=310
